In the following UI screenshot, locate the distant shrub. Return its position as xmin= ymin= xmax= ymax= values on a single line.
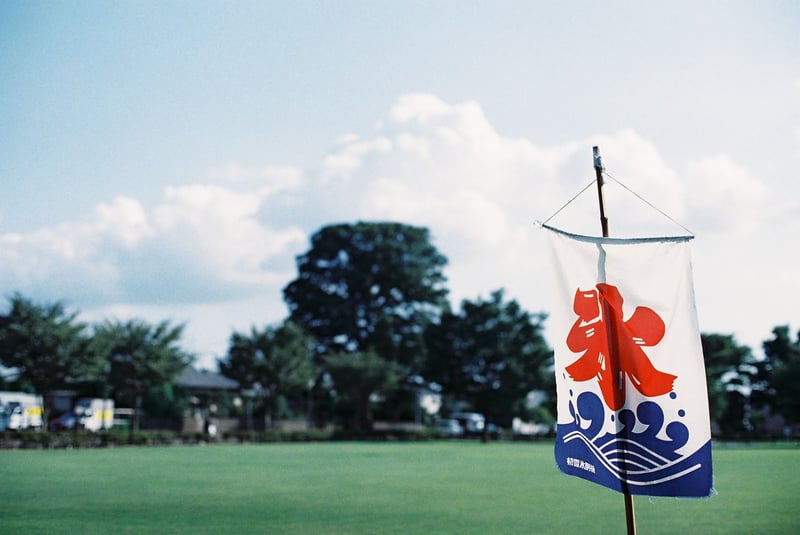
xmin=1 ymin=425 xmax=505 ymax=448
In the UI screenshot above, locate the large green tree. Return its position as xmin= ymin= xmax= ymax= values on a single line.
xmin=325 ymin=350 xmax=402 ymax=430
xmin=283 ymin=222 xmax=448 ymax=372
xmin=700 ymin=333 xmax=754 ymax=436
xmin=425 ymin=289 xmax=553 ymax=426
xmin=283 ymin=222 xmax=448 ymax=429
xmin=92 ymin=319 xmax=193 ymax=431
xmin=756 ymin=326 xmax=800 ymax=428
xmin=218 ymin=321 xmax=316 ymax=428
xmin=0 ymin=294 xmax=102 ymax=428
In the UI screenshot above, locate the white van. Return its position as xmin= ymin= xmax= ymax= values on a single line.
xmin=74 ymin=398 xmax=115 ymax=431
xmin=0 ymin=391 xmax=44 ymax=430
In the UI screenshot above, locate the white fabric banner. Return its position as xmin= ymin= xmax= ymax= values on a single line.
xmin=544 ymin=225 xmax=712 ymax=497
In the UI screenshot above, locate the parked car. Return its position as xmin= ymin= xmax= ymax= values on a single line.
xmin=485 ymin=422 xmax=502 ymax=439
xmin=450 ymin=412 xmax=485 ymax=435
xmin=434 ymin=418 xmax=464 ymax=437
xmin=511 ymin=417 xmax=550 ymax=438
xmin=49 ymin=412 xmax=78 ymax=431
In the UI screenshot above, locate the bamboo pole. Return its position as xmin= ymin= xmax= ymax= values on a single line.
xmin=594 ymin=146 xmax=609 ymax=238
xmin=593 ymin=146 xmax=637 ymax=535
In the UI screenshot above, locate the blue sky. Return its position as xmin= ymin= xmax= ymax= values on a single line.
xmin=2 ymin=2 xmax=798 ymax=369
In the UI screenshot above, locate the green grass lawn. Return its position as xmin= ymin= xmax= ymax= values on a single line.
xmin=1 ymin=441 xmax=798 ymax=534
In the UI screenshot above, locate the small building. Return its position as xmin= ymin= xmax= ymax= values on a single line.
xmin=176 ymin=367 xmax=239 ymax=435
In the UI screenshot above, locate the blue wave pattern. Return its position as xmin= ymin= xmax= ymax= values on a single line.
xmin=555 ymin=390 xmax=712 ymax=497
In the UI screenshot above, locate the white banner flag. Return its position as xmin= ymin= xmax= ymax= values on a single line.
xmin=543 ymin=224 xmax=713 ymax=497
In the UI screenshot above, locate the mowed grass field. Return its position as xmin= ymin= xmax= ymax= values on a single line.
xmin=1 ymin=441 xmax=798 ymax=534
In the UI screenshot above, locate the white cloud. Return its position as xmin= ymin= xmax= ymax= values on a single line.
xmin=0 ymin=197 xmax=152 ymax=303
xmin=389 ymin=93 xmax=453 ymax=124
xmin=0 ymin=182 xmax=307 ymax=310
xmin=684 ymin=155 xmax=768 ymax=236
xmin=208 ymin=163 xmax=305 ymax=197
xmin=92 ymin=196 xmax=153 ymax=248
xmin=320 ymin=136 xmax=393 ymax=183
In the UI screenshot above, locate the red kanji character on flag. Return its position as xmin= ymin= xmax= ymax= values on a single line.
xmin=565 ymin=283 xmax=676 ymax=411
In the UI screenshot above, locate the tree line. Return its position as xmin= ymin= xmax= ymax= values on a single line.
xmin=1 ymin=221 xmax=797 ymax=438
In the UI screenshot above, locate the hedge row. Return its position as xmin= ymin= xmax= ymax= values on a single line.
xmin=0 ymin=428 xmax=470 ymax=449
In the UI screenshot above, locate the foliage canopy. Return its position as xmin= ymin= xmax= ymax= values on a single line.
xmin=218 ymin=321 xmax=316 ymax=426
xmin=283 ymin=222 xmax=448 ymax=372
xmin=0 ymin=294 xmax=102 ymax=425
xmin=92 ymin=318 xmax=193 ymax=430
xmin=426 ymin=289 xmax=553 ymax=424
